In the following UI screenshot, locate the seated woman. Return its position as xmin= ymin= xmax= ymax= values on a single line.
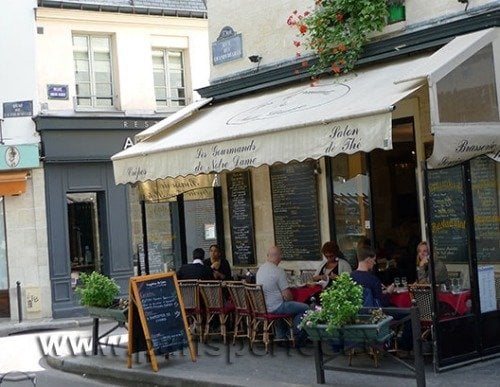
xmin=415 ymin=241 xmax=449 ymax=286
xmin=313 ymin=241 xmax=352 ymax=288
xmin=204 ymin=244 xmax=232 ymax=281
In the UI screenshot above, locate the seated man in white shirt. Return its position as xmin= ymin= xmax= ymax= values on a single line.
xmin=256 ymin=245 xmax=309 ymax=342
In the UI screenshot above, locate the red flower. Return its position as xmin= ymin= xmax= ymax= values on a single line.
xmin=287 ymin=16 xmax=296 ymax=26
xmin=304 ymin=11 xmax=310 ymax=16
xmin=336 ymin=13 xmax=344 ymax=22
xmin=331 ymin=64 xmax=342 ymax=74
xmin=293 ymin=40 xmax=301 ymax=47
xmin=337 ymin=43 xmax=347 ymax=52
xmin=299 ymin=24 xmax=308 ymax=34
xmin=301 ymin=60 xmax=309 ymax=68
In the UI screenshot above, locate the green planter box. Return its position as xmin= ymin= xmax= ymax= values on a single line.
xmin=87 ymin=306 xmax=128 ymax=323
xmin=388 ymin=5 xmax=405 ymax=23
xmin=304 ymin=315 xmax=393 ymax=344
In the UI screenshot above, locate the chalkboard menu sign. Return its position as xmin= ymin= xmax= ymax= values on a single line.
xmin=137 ymin=242 xmax=171 ymax=274
xmin=470 ymin=156 xmax=500 ymax=262
xmin=227 ymin=171 xmax=256 ymax=265
xmin=127 ymin=273 xmax=195 ymax=371
xmin=427 ymin=165 xmax=468 ymax=263
xmin=270 ymin=161 xmax=321 ymax=261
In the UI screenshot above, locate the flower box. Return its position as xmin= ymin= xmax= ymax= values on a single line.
xmin=87 ymin=305 xmax=128 ymax=323
xmin=304 ymin=315 xmax=393 ymax=344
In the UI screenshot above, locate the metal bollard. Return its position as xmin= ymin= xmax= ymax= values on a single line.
xmin=16 ymin=281 xmax=22 ymax=323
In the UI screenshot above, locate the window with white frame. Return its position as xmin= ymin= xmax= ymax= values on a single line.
xmin=152 ymin=49 xmax=186 ymax=107
xmin=72 ymin=35 xmax=114 ymax=108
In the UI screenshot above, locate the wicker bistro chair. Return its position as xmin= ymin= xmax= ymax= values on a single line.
xmin=408 ymin=284 xmax=434 ymax=341
xmin=225 ymin=281 xmax=252 ymax=345
xmin=178 ymin=280 xmax=203 ymax=341
xmin=244 ymin=283 xmax=295 ymax=352
xmin=198 ymin=280 xmax=235 ymax=344
xmin=299 ymin=269 xmax=316 ymax=284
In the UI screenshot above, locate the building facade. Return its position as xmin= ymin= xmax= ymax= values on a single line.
xmin=0 ymin=0 xmax=209 ymax=319
xmin=113 ymin=0 xmax=500 ymax=369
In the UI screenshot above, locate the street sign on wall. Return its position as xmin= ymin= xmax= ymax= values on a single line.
xmin=2 ymin=100 xmax=33 ymax=118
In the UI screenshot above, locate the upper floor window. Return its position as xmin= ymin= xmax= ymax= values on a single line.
xmin=152 ymin=49 xmax=186 ymax=108
xmin=73 ymin=35 xmax=114 ymax=108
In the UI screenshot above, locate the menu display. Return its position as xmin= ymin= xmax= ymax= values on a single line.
xmin=427 ymin=165 xmax=468 ymax=263
xmin=270 ymin=161 xmax=321 ymax=261
xmin=127 ymin=273 xmax=195 ymax=371
xmin=470 ymin=157 xmax=500 ymax=262
xmin=227 ymin=171 xmax=256 ymax=265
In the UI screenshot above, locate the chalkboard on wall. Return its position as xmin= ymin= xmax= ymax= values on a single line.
xmin=270 ymin=161 xmax=321 ymax=261
xmin=470 ymin=156 xmax=500 ymax=262
xmin=127 ymin=272 xmax=196 ymax=371
xmin=227 ymin=171 xmax=256 ymax=266
xmin=427 ymin=165 xmax=468 ymax=263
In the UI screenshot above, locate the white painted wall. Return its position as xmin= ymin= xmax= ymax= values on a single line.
xmin=36 ymin=9 xmax=210 ymax=114
xmin=208 ymin=0 xmax=498 ymax=81
xmin=0 ymin=0 xmax=50 ymax=319
xmin=0 ymin=0 xmax=39 ymax=143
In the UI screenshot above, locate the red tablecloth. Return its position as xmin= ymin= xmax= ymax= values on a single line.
xmin=390 ymin=290 xmax=412 ymax=308
xmin=290 ymin=285 xmax=322 ymax=303
xmin=390 ymin=290 xmax=472 ymax=316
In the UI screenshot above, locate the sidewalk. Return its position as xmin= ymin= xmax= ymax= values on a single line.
xmin=44 ymin=331 xmax=500 ymax=387
xmin=0 ymin=316 xmax=93 ymax=337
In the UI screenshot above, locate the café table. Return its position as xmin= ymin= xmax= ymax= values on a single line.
xmin=290 ymin=284 xmax=322 ymax=303
xmin=390 ymin=289 xmax=472 ymax=316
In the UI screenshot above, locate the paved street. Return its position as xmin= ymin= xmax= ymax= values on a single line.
xmin=2 ymin=319 xmax=500 ymax=386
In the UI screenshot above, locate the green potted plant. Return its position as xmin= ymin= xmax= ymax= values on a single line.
xmin=75 ymin=271 xmax=128 ymax=322
xmin=387 ymin=0 xmax=406 ymax=24
xmin=288 ymin=0 xmax=389 ymax=75
xmin=300 ymin=273 xmax=393 ymax=343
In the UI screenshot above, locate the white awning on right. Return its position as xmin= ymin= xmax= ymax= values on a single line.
xmin=398 ymin=28 xmax=500 ymax=169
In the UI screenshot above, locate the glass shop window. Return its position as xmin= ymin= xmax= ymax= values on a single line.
xmin=67 ymin=192 xmax=102 ymax=278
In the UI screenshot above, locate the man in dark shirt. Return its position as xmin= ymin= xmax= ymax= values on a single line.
xmin=351 ymin=247 xmax=395 ymax=306
xmin=351 ymin=247 xmax=412 ymax=353
xmin=177 ymin=248 xmax=213 ymax=280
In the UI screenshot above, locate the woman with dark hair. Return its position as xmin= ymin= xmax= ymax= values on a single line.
xmin=204 ymin=244 xmax=232 ymax=280
xmin=312 ymin=241 xmax=351 ymax=288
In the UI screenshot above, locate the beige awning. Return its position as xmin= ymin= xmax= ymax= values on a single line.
xmin=112 ymin=56 xmax=428 ymax=184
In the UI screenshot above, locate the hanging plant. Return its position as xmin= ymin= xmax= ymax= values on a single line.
xmin=288 ymin=0 xmax=389 ymax=76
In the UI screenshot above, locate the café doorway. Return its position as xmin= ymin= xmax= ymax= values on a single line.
xmin=369 ymin=118 xmax=420 ymax=284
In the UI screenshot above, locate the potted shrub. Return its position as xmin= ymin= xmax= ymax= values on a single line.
xmin=300 ymin=273 xmax=393 ymax=343
xmin=75 ymin=271 xmax=128 ymax=322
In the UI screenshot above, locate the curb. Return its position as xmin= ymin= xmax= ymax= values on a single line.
xmin=45 ymin=355 xmax=312 ymax=387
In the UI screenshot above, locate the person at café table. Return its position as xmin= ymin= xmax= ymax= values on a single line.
xmin=351 ymin=248 xmax=413 ymax=355
xmin=256 ymin=245 xmax=309 ymax=344
xmin=415 ymin=241 xmax=449 ymax=286
xmin=313 ymin=241 xmax=352 ymax=288
xmin=177 ymin=248 xmax=214 ymax=280
xmin=204 ymin=244 xmax=232 ymax=281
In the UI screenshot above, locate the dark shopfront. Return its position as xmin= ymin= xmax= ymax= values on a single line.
xmin=36 ymin=116 xmax=159 ymax=318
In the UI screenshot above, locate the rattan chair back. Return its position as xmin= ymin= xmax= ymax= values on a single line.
xmin=409 ymin=284 xmax=433 ymax=323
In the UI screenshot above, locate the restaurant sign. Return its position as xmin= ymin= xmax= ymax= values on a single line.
xmin=138 ymin=174 xmax=215 ymax=202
